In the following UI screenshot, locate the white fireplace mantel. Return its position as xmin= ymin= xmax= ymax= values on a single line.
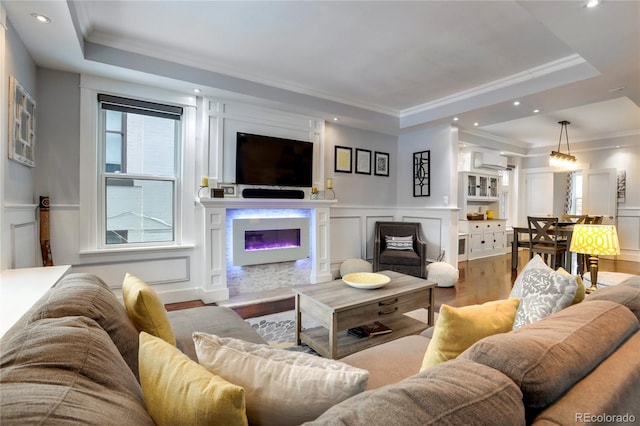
xmin=198 ymin=197 xmax=336 ymax=303
xmin=198 ymin=198 xmax=337 ymax=209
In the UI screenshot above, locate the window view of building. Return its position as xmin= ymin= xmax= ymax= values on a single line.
xmin=100 ymin=96 xmax=182 ymax=245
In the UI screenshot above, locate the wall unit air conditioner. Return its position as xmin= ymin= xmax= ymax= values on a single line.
xmin=473 ymin=152 xmax=507 ymax=170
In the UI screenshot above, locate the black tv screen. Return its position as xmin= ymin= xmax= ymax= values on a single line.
xmin=235 ymin=132 xmax=313 ymax=187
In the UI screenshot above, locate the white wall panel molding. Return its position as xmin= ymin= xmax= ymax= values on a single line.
xmin=10 ymin=221 xmax=37 ymax=268
xmin=4 ymin=203 xmax=38 ymax=268
xmin=71 ymin=256 xmax=195 ymax=304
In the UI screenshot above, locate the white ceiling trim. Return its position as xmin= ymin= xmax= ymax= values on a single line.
xmin=400 ymin=54 xmax=590 ymax=118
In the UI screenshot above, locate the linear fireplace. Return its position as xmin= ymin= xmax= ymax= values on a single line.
xmin=233 ymin=217 xmax=310 ymax=266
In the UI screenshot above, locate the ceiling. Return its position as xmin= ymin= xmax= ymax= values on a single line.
xmin=4 ymin=0 xmax=640 ymax=155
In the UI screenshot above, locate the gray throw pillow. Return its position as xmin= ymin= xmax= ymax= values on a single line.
xmin=509 ymin=255 xmax=577 ymax=329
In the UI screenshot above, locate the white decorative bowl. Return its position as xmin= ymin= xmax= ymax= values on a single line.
xmin=342 ymin=272 xmax=390 ymax=289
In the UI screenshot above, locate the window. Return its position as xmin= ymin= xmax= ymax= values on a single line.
xmin=572 ymin=172 xmax=583 ymax=215
xmin=98 ymin=94 xmax=183 ymax=246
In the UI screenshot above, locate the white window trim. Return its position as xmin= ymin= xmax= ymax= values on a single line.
xmin=79 ymin=75 xmax=197 ymax=254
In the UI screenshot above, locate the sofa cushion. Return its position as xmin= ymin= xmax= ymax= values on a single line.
xmin=509 ymin=255 xmax=577 ymax=329
xmin=139 ymin=332 xmax=247 ymax=426
xmin=461 ymin=300 xmax=639 ymax=410
xmin=308 ymin=359 xmax=525 ymax=425
xmin=531 ymin=331 xmax=640 ymax=425
xmin=340 ymin=335 xmax=431 ymax=390
xmin=122 ymin=273 xmax=176 ymax=346
xmin=0 ymin=316 xmax=153 ymax=425
xmin=585 ymin=280 xmax=640 ymax=321
xmin=420 ymin=298 xmax=520 ymax=370
xmin=168 ymin=305 xmax=266 ymax=361
xmin=28 ymin=273 xmax=141 ymax=380
xmin=193 ymin=332 xmax=369 ymax=426
xmin=379 ymin=249 xmax=421 ymax=266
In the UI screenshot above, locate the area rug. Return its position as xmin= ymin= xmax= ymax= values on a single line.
xmin=245 ymin=308 xmax=434 ymax=354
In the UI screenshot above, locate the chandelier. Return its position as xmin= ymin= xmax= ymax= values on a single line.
xmin=549 ymin=120 xmax=577 ymax=169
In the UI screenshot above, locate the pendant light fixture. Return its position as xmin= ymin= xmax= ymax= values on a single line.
xmin=549 ymin=120 xmax=577 ymax=169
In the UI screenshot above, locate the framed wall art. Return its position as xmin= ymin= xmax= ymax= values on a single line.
xmin=8 ymin=76 xmax=36 ymax=167
xmin=413 ymin=150 xmax=430 ymax=197
xmin=334 ymin=146 xmax=352 ymax=173
xmin=355 ymin=148 xmax=372 ymax=175
xmin=374 ymin=151 xmax=389 ymax=177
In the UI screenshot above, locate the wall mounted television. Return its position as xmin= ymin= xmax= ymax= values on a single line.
xmin=235 ymin=132 xmax=313 ymax=187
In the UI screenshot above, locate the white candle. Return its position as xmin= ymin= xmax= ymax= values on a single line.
xmin=200 ymin=176 xmax=209 ymax=187
xmin=326 ymin=178 xmax=333 ymax=189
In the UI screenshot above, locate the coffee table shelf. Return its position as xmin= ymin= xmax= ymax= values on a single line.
xmin=300 ymin=315 xmax=428 ymax=359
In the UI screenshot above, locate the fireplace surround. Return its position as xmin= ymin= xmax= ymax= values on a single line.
xmin=199 ymin=198 xmax=335 ymax=302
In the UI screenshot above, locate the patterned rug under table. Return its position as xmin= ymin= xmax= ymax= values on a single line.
xmin=245 ymin=308 xmax=433 ymax=355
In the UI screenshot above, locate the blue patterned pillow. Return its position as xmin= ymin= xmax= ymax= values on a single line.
xmin=509 ymin=255 xmax=577 ymax=329
xmin=385 ymin=236 xmax=414 ymax=250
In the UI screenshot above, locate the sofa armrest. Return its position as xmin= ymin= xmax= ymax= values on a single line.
xmin=168 ymin=306 xmax=266 ymax=361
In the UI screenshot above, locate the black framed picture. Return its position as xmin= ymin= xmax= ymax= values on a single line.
xmin=413 ymin=150 xmax=430 ymax=197
xmin=374 ymin=151 xmax=389 ymax=177
xmin=355 ymin=148 xmax=372 ymax=175
xmin=334 ymin=146 xmax=352 ymax=173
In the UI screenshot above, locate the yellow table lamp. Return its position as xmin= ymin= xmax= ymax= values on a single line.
xmin=569 ymin=224 xmax=620 ymax=293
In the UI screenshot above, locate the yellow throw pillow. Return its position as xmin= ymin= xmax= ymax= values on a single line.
xmin=122 ymin=273 xmax=176 ymax=346
xmin=139 ymin=332 xmax=247 ymax=426
xmin=420 ymin=298 xmax=520 ymax=371
xmin=557 ymin=267 xmax=586 ymax=305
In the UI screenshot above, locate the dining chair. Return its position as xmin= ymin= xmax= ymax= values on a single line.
xmin=561 ymin=214 xmax=587 ymax=224
xmin=527 ymin=216 xmax=568 ymax=269
xmin=585 ymin=215 xmax=603 ymax=224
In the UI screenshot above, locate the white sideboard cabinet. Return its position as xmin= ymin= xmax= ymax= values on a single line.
xmin=461 ymin=220 xmax=507 ymax=260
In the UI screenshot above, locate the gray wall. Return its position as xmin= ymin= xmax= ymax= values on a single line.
xmin=324 ymin=123 xmax=398 ymax=206
xmin=5 ymin=20 xmax=36 ymax=206
xmin=35 ymin=69 xmax=80 ymax=205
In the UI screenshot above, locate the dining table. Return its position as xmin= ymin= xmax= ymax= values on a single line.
xmin=511 ymin=223 xmax=575 ymax=272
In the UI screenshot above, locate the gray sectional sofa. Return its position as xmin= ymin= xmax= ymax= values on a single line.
xmin=1 ymin=272 xmax=638 ymax=425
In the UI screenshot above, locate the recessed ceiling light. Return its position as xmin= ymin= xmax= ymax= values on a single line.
xmin=193 ymin=88 xmax=201 ymax=93
xmin=332 ymin=117 xmax=339 ymax=121
xmin=473 ymin=122 xmax=479 ymax=126
xmin=584 ymin=0 xmax=601 ymax=8
xmin=453 ymin=117 xmax=459 ymax=122
xmin=533 ymin=109 xmax=541 ymax=113
xmin=513 ymin=101 xmax=521 ymax=106
xmin=31 ymin=13 xmax=51 ymax=23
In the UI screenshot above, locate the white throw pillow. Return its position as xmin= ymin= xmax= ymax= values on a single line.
xmin=385 ymin=235 xmax=414 ymax=250
xmin=509 ymin=255 xmax=577 ymax=329
xmin=193 ymin=333 xmax=369 ymax=426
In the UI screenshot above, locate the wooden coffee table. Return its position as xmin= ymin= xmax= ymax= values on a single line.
xmin=293 ymin=270 xmax=436 ymax=359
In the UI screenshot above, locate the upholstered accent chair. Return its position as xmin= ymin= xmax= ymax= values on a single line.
xmin=373 ymin=222 xmax=427 ymax=278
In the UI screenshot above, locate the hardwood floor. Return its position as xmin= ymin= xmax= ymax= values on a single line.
xmin=165 ymin=251 xmax=640 ymax=318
